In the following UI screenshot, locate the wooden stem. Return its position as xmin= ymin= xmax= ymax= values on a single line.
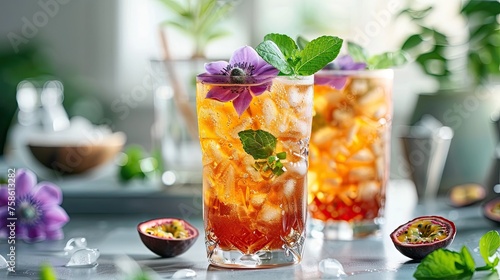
xmin=158 ymin=27 xmax=199 ymax=140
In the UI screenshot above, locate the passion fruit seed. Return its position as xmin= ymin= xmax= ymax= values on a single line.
xmin=397 ymin=220 xmax=448 ymax=244
xmin=145 ymin=219 xmax=190 ymax=239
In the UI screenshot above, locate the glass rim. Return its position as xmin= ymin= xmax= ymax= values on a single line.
xmin=196 ymin=74 xmax=313 ymax=86
xmin=316 ymin=69 xmax=394 ymax=78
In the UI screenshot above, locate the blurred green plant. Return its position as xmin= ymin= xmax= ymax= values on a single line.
xmin=158 ymin=0 xmax=239 ymax=58
xmin=462 ymin=0 xmax=500 ymax=85
xmin=397 ymin=6 xmax=452 ymax=89
xmin=118 ymin=145 xmax=160 ymax=182
xmin=397 ymin=0 xmax=500 ymax=90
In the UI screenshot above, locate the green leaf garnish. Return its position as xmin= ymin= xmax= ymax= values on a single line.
xmin=263 ymin=33 xmax=298 ymax=58
xmin=368 ymin=51 xmax=409 ymax=69
xmin=238 ymin=129 xmax=277 ymax=160
xmin=255 ymin=41 xmax=294 ymax=75
xmin=295 ymin=36 xmax=343 ymax=75
xmin=346 ymin=41 xmax=409 ymax=69
xmin=347 ymin=41 xmax=369 ymax=63
xmin=296 ymin=36 xmax=309 ymax=50
xmin=256 ymin=34 xmax=343 ymax=76
xmin=413 ymin=248 xmax=474 ymax=279
xmin=414 ymin=231 xmax=500 ymax=279
xmin=479 ymin=230 xmax=500 ymax=266
xmin=238 ymin=129 xmax=287 ymax=177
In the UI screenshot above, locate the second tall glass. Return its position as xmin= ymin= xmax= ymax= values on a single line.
xmin=308 ymin=69 xmax=393 ymax=240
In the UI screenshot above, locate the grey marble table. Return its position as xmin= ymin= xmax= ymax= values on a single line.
xmin=1 ymin=180 xmax=499 ymax=280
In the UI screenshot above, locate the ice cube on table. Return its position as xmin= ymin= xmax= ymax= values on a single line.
xmin=0 ymin=255 xmax=8 ymax=270
xmin=171 ymin=268 xmax=197 ymax=279
xmin=65 ymin=248 xmax=100 ymax=267
xmin=64 ymin=237 xmax=88 ymax=255
xmin=319 ymin=258 xmax=346 ymax=278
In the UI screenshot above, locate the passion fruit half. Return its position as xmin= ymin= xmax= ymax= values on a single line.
xmin=483 ymin=197 xmax=500 ymax=225
xmin=448 ymin=183 xmax=486 ymax=207
xmin=390 ymin=216 xmax=456 ymax=260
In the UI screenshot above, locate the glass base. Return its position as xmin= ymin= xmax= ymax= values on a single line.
xmin=308 ymin=218 xmax=383 ymax=240
xmin=207 ymin=248 xmax=302 ymax=269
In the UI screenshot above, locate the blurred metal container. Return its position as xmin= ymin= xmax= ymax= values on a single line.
xmin=400 ymin=115 xmax=454 ymax=202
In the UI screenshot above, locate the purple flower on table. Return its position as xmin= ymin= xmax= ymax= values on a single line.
xmin=315 ymin=55 xmax=367 ymax=89
xmin=0 ymin=169 xmax=69 ymax=242
xmin=198 ymin=46 xmax=279 ymax=116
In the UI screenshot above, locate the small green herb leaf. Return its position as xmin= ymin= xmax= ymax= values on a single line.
xmin=264 ymin=33 xmax=299 ymax=58
xmin=276 ymin=152 xmax=287 ymax=160
xmin=295 ymin=36 xmax=343 ymax=76
xmin=256 ymin=40 xmax=293 ymax=75
xmin=347 ymin=41 xmax=369 ymax=63
xmin=238 ymin=129 xmax=277 ymax=160
xmin=461 ymin=246 xmax=476 ymax=275
xmin=367 ymin=50 xmax=409 ymax=69
xmin=479 ymin=230 xmax=500 ymax=266
xmin=296 ymin=36 xmax=309 ymax=50
xmin=413 ymin=249 xmax=474 ymax=279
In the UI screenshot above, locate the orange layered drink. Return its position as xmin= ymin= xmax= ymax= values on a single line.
xmin=197 ymin=74 xmax=313 ymax=267
xmin=308 ymin=69 xmax=393 ymax=239
xmin=196 ymin=34 xmax=343 ymax=267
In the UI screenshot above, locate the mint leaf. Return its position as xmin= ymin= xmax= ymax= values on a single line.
xmin=264 ymin=33 xmax=298 ymax=58
xmin=413 ymin=249 xmax=474 ymax=279
xmin=479 ymin=230 xmax=500 ymax=266
xmin=368 ymin=50 xmax=409 ymax=69
xmin=256 ymin=40 xmax=293 ymax=75
xmin=257 ymin=34 xmax=343 ymax=76
xmin=461 ymin=246 xmax=476 ymax=275
xmin=295 ymin=36 xmax=343 ymax=76
xmin=347 ymin=41 xmax=369 ymax=63
xmin=296 ymin=36 xmax=309 ymax=50
xmin=238 ymin=129 xmax=277 ymax=160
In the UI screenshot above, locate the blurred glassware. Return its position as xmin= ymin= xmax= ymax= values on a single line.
xmin=400 ymin=115 xmax=454 ymax=202
xmin=40 ymin=80 xmax=70 ymax=132
xmin=6 ymin=79 xmax=125 ymax=176
xmin=150 ymin=59 xmax=206 ymax=186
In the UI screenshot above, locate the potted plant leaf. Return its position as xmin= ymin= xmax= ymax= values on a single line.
xmin=153 ymin=0 xmax=239 ymax=186
xmin=397 ymin=0 xmax=500 ymax=193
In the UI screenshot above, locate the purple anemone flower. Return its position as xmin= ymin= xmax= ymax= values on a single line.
xmin=0 ymin=169 xmax=69 ymax=242
xmin=198 ymin=46 xmax=279 ymax=116
xmin=315 ymin=55 xmax=367 ymax=89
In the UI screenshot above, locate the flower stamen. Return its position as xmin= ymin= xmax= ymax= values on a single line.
xmin=18 ymin=197 xmax=41 ymax=225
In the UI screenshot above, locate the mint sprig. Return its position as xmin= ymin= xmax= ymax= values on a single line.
xmin=347 ymin=41 xmax=409 ymax=69
xmin=414 ymin=230 xmax=500 ymax=279
xmin=256 ymin=33 xmax=343 ymax=76
xmin=238 ymin=129 xmax=287 ymax=177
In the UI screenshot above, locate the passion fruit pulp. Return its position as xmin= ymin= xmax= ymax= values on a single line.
xmin=483 ymin=197 xmax=500 ymax=225
xmin=390 ymin=216 xmax=456 ymax=260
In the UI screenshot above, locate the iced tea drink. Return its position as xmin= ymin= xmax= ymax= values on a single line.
xmin=196 ymin=75 xmax=313 ymax=268
xmin=308 ymin=70 xmax=393 ymax=239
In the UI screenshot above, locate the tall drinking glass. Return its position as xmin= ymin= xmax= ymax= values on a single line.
xmin=308 ymin=69 xmax=393 ymax=240
xmin=196 ymin=75 xmax=313 ymax=268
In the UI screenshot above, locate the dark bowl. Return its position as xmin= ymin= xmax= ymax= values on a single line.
xmin=137 ymin=218 xmax=199 ymax=258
